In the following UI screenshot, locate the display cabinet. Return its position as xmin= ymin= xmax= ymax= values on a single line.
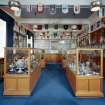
xmin=33 ymin=49 xmax=46 ymax=69
xmin=39 ymin=49 xmax=46 ymax=69
xmin=90 ymin=28 xmax=105 ymax=48
xmin=65 ymin=49 xmax=76 ymax=93
xmin=65 ymin=48 xmax=103 ymax=97
xmin=13 ymin=31 xmax=27 ymax=48
xmin=4 ymin=48 xmax=42 ymax=95
xmin=78 ymin=34 xmax=90 ymax=48
xmin=13 ymin=22 xmax=27 ymax=48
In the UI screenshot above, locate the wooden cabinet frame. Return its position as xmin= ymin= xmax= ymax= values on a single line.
xmin=66 ymin=48 xmax=104 ymax=97
xmin=4 ymin=48 xmax=42 ymax=96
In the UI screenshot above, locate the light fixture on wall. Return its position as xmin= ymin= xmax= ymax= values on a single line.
xmin=90 ymin=0 xmax=101 ymax=12
xmin=8 ymin=0 xmax=21 ymax=11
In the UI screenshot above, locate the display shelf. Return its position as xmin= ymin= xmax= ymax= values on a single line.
xmin=78 ymin=34 xmax=90 ymax=48
xmin=90 ymin=27 xmax=105 ymax=49
xmin=13 ymin=31 xmax=27 ymax=48
xmin=65 ymin=48 xmax=103 ymax=97
xmin=13 ymin=21 xmax=34 ymax=48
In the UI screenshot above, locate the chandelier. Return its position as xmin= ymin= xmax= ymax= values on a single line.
xmin=8 ymin=0 xmax=21 ymax=11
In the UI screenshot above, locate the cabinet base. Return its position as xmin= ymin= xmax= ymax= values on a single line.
xmin=76 ymin=91 xmax=104 ymax=97
xmin=4 ymin=90 xmax=31 ymax=96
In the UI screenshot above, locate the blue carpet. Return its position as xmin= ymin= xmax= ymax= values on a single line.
xmin=0 ymin=63 xmax=105 ymax=105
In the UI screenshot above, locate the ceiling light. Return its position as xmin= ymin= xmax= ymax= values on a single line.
xmin=8 ymin=0 xmax=21 ymax=11
xmin=91 ymin=0 xmax=101 ymax=12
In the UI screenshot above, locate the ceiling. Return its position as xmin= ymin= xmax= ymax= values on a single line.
xmin=0 ymin=1 xmax=91 ymax=39
xmin=0 ymin=0 xmax=105 ymax=5
xmin=0 ymin=0 xmax=104 ymax=25
xmin=0 ymin=0 xmax=93 ymax=5
xmin=1 ymin=0 xmax=105 ymax=19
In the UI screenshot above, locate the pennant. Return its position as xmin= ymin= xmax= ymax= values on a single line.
xmin=49 ymin=5 xmax=56 ymax=15
xmin=54 ymin=32 xmax=57 ymax=38
xmin=27 ymin=5 xmax=31 ymax=12
xmin=23 ymin=5 xmax=27 ymax=9
xmin=74 ymin=4 xmax=80 ymax=14
xmin=77 ymin=25 xmax=82 ymax=30
xmin=37 ymin=4 xmax=44 ymax=14
xmin=30 ymin=5 xmax=33 ymax=12
xmin=62 ymin=5 xmax=69 ymax=14
xmin=54 ymin=24 xmax=58 ymax=30
xmin=63 ymin=25 xmax=68 ymax=30
xmin=45 ymin=24 xmax=48 ymax=30
xmin=37 ymin=25 xmax=42 ymax=30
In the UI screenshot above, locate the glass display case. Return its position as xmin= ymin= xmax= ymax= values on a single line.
xmin=65 ymin=48 xmax=103 ymax=97
xmin=4 ymin=48 xmax=42 ymax=96
xmin=30 ymin=48 xmax=42 ymax=71
xmin=4 ymin=48 xmax=40 ymax=75
xmin=78 ymin=49 xmax=102 ymax=76
xmin=66 ymin=49 xmax=76 ymax=73
xmin=32 ymin=49 xmax=46 ymax=69
xmin=13 ymin=22 xmax=27 ymax=48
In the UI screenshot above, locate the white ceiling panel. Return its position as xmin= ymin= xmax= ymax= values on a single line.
xmin=0 ymin=0 xmax=94 ymax=5
xmin=0 ymin=0 xmax=105 ymax=6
